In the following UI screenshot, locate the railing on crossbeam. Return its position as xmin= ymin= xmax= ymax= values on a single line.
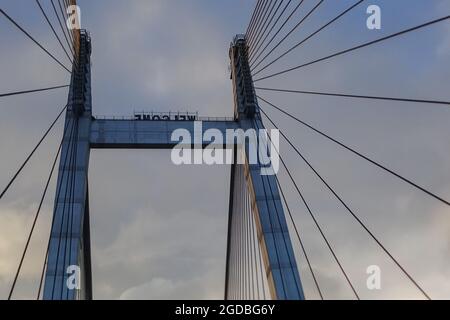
xmin=94 ymin=113 xmax=235 ymax=122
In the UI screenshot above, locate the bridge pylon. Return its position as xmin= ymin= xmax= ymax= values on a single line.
xmin=224 ymin=35 xmax=304 ymax=300
xmin=43 ymin=30 xmax=93 ymax=300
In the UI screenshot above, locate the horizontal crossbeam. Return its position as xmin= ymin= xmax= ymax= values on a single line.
xmin=89 ymin=119 xmax=240 ymax=149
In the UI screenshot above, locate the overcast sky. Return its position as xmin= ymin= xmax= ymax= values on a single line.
xmin=0 ymin=0 xmax=449 ymax=300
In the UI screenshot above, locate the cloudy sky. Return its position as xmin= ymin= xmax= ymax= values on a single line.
xmin=0 ymin=0 xmax=449 ymax=300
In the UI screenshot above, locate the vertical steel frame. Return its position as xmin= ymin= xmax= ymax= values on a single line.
xmin=43 ymin=31 xmax=92 ymax=300
xmin=226 ymin=35 xmax=304 ymax=300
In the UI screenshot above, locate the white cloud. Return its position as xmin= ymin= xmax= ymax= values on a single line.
xmin=120 ymin=277 xmax=207 ymax=300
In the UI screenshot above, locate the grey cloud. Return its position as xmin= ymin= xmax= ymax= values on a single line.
xmin=1 ymin=0 xmax=449 ymax=300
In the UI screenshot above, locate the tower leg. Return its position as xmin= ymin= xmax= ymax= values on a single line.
xmin=228 ymin=34 xmax=304 ymax=300
xmin=242 ymin=118 xmax=304 ymax=300
xmin=43 ymin=30 xmax=92 ymax=300
xmin=81 ymin=184 xmax=93 ymax=300
xmin=224 ymin=159 xmax=237 ymax=300
xmin=43 ymin=114 xmax=92 ymax=300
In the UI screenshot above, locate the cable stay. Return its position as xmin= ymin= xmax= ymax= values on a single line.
xmin=0 ymin=9 xmax=71 ymax=73
xmin=255 ymin=87 xmax=450 ymax=106
xmin=0 ymin=105 xmax=68 ymax=201
xmin=257 ymin=95 xmax=450 ymax=206
xmin=35 ymin=0 xmax=73 ymax=65
xmin=7 ymin=130 xmax=64 ymax=300
xmin=248 ymin=0 xmax=276 ymax=50
xmin=252 ymin=0 xmax=365 ymax=75
xmin=258 ymin=105 xmax=432 ymax=300
xmin=246 ymin=0 xmax=265 ymax=43
xmin=251 ymin=0 xmax=325 ymax=70
xmin=57 ymin=0 xmax=74 ymax=42
xmin=250 ymin=0 xmax=305 ymax=67
xmin=246 ymin=0 xmax=264 ymax=40
xmin=247 ymin=0 xmax=271 ymax=46
xmin=0 ymin=85 xmax=69 ymax=99
xmin=254 ymin=15 xmax=450 ymax=82
xmin=249 ymin=0 xmax=293 ymax=61
xmin=248 ymin=0 xmax=282 ymax=57
xmin=50 ymin=0 xmax=74 ymax=57
xmin=254 ymin=118 xmax=359 ymax=299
